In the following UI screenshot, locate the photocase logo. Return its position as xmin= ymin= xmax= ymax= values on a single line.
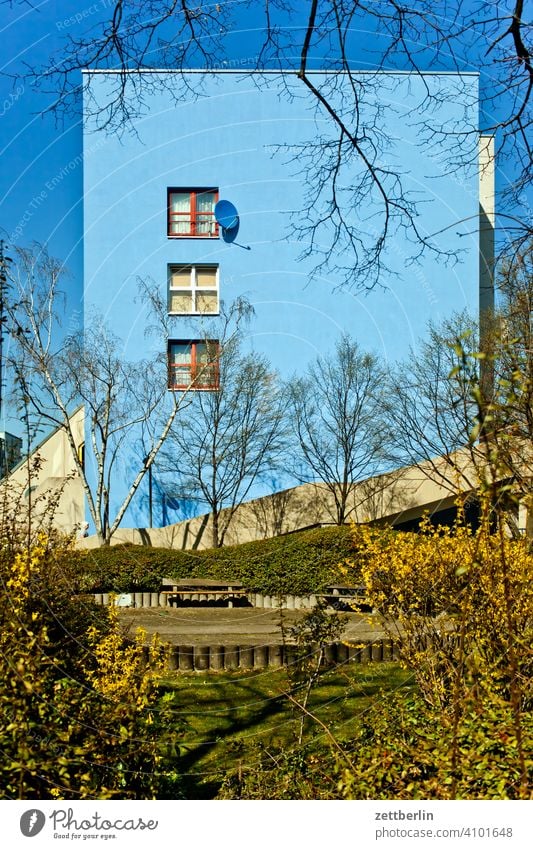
xmin=20 ymin=810 xmax=46 ymax=838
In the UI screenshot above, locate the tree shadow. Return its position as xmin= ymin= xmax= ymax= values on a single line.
xmin=155 ymin=663 xmax=409 ymax=798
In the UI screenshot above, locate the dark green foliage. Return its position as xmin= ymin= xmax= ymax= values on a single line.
xmin=66 ymin=526 xmax=358 ymax=595
xmin=338 ymin=691 xmax=532 ymax=800
xmin=30 ymin=550 xmax=111 ymax=672
xmin=220 ymin=746 xmax=337 ymax=799
xmin=0 ymin=540 xmax=173 ymax=799
xmin=219 ymin=690 xmax=532 ymax=800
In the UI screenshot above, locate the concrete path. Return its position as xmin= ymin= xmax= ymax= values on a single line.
xmin=118 ymin=607 xmax=389 ymax=645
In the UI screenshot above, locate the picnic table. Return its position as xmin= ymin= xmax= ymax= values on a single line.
xmin=160 ymin=578 xmax=247 ymax=608
xmin=318 ymin=584 xmax=372 ymax=612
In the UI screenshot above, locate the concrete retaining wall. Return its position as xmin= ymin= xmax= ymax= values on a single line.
xmin=93 ymin=592 xmax=326 ymax=609
xmin=155 ymin=640 xmax=399 ymax=671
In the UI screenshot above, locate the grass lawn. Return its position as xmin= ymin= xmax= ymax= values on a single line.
xmin=156 ymin=662 xmax=413 ymax=798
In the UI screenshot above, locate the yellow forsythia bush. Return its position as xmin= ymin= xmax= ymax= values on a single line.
xmin=0 ymin=535 xmax=169 ymax=799
xmin=337 ymin=518 xmax=533 ymax=798
xmin=348 ymin=518 xmax=532 ymax=708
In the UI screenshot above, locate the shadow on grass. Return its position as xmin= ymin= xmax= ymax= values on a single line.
xmin=155 ymin=663 xmax=412 ymax=799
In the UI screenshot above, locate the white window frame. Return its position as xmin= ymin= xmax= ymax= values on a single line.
xmin=167 ymin=264 xmax=220 ymax=315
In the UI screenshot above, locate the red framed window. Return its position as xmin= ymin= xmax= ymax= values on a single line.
xmin=168 ymin=340 xmax=220 ymax=390
xmin=167 ymin=188 xmax=219 ymax=237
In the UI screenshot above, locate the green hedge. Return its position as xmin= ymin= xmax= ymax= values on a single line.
xmin=66 ymin=526 xmax=359 ymax=595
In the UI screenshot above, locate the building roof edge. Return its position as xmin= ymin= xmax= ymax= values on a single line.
xmin=81 ymin=68 xmax=479 ymax=76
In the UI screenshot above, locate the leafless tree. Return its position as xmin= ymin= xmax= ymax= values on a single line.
xmin=159 ymin=334 xmax=288 ymax=548
xmin=0 ymin=239 xmax=11 ymax=424
xmin=4 ymin=244 xmax=197 ymax=546
xmin=480 ymin=241 xmax=533 ymax=520
xmin=5 ymin=1 xmax=531 ymax=286
xmin=384 ymin=312 xmax=481 ymax=496
xmin=385 ymin=250 xmax=533 ymax=532
xmin=287 ymin=334 xmax=388 ymax=525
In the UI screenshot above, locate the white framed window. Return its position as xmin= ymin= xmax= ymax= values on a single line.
xmin=168 ymin=264 xmax=219 ymax=315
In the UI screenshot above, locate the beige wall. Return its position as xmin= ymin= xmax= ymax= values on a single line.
xmin=5 ymin=405 xmax=530 ymax=549
xmin=2 ymin=408 xmax=85 ymax=536
xmin=79 ymin=447 xmax=486 ymax=550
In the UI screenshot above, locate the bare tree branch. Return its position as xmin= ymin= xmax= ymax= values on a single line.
xmin=5 ymin=244 xmax=195 ymax=545
xmin=288 ymin=334 xmax=390 ymax=524
xmin=4 ymin=1 xmax=530 ymax=286
xmin=159 ymin=309 xmax=288 ymax=547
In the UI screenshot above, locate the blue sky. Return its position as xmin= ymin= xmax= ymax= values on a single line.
xmin=0 ymin=6 xmax=79 ymax=435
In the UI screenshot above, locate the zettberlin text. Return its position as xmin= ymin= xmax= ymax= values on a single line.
xmin=375 ymin=810 xmax=434 ymax=821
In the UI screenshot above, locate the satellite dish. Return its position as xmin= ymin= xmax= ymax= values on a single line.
xmin=214 ymin=198 xmax=250 ymax=250
xmin=215 ymin=199 xmax=239 ymax=232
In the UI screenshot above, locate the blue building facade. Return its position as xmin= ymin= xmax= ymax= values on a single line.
xmin=82 ymin=70 xmax=482 ymax=529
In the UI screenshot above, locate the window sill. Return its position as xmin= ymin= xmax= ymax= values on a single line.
xmin=168 ymin=311 xmax=220 ymax=317
xmin=167 ymin=386 xmax=219 ymax=392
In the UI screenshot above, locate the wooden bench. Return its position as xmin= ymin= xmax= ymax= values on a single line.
xmin=317 ymin=584 xmax=372 ymax=612
xmin=160 ymin=578 xmax=247 ymax=608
